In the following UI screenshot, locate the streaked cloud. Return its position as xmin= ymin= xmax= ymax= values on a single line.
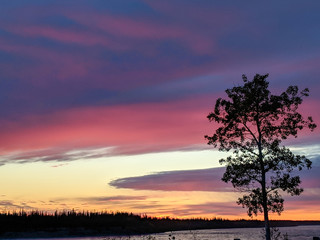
xmin=110 ymin=164 xmax=320 ymax=192
xmin=0 ymin=98 xmax=215 ymax=165
xmin=77 ymin=195 xmax=148 ymax=203
xmin=0 ymin=200 xmax=34 ymax=210
xmin=110 ymin=167 xmax=232 ymax=192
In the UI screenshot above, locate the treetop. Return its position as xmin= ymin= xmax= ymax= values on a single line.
xmin=205 ymin=74 xmax=316 ymax=152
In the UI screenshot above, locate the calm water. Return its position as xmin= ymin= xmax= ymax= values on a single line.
xmin=9 ymin=225 xmax=320 ymax=240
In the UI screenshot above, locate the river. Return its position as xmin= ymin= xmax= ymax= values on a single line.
xmin=7 ymin=225 xmax=320 ymax=240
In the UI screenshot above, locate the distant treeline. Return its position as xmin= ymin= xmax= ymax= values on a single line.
xmin=0 ymin=210 xmax=319 ymax=238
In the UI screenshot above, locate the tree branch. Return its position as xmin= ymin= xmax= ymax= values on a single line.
xmin=242 ymin=122 xmax=259 ymax=145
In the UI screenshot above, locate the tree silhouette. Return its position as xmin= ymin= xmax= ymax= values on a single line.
xmin=205 ymin=74 xmax=317 ymax=240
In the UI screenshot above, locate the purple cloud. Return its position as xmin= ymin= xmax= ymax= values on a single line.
xmin=110 ymin=165 xmax=320 ymax=192
xmin=0 ymin=200 xmax=34 ymax=210
xmin=109 ymin=167 xmax=233 ymax=192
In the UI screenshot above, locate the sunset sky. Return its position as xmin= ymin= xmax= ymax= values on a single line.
xmin=0 ymin=1 xmax=320 ymax=220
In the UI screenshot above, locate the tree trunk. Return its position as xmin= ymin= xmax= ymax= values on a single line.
xmin=258 ymin=132 xmax=271 ymax=240
xmin=261 ymin=170 xmax=271 ymax=240
xmin=264 ymin=211 xmax=271 ymax=240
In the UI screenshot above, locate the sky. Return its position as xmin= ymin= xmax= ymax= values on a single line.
xmin=0 ymin=0 xmax=320 ymax=220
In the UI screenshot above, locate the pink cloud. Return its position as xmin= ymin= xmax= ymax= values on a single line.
xmin=65 ymin=10 xmax=215 ymax=54
xmin=0 ymin=35 xmax=219 ymax=90
xmin=0 ymin=96 xmax=216 ymax=163
xmin=0 ymin=38 xmax=96 ymax=82
xmin=1 ymin=4 xmax=217 ymax=55
xmin=12 ymin=26 xmax=110 ymax=46
xmin=3 ymin=22 xmax=131 ymax=52
xmin=0 ymin=92 xmax=319 ymax=165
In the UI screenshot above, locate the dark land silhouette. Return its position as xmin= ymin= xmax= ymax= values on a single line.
xmin=1 ymin=210 xmax=319 ymax=238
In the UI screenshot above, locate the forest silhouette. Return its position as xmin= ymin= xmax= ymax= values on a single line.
xmin=1 ymin=210 xmax=320 ymax=238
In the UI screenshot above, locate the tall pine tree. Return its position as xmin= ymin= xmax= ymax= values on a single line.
xmin=205 ymin=74 xmax=316 ymax=240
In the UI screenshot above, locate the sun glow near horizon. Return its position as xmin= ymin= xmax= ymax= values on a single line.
xmin=1 ymin=145 xmax=319 ymax=220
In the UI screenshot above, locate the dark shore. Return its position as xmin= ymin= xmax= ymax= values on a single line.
xmin=1 ymin=211 xmax=319 ymax=239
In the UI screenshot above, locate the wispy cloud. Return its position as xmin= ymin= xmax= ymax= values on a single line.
xmin=0 ymin=147 xmax=115 ymax=166
xmin=110 ymin=165 xmax=320 ymax=192
xmin=0 ymin=200 xmax=34 ymax=210
xmin=0 ymin=98 xmax=215 ymax=165
xmin=168 ymin=202 xmax=245 ymax=217
xmin=77 ymin=195 xmax=148 ymax=203
xmin=110 ymin=167 xmax=232 ymax=192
